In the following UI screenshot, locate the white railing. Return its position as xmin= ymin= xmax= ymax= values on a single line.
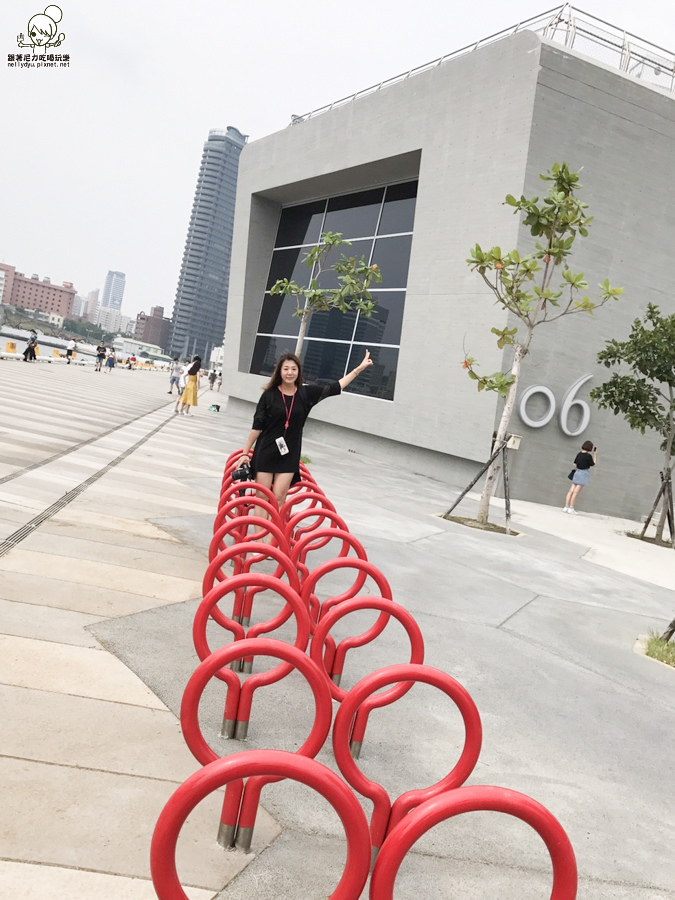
xmin=290 ymin=4 xmax=674 ymax=125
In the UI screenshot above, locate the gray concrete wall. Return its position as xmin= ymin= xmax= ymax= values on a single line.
xmin=225 ymin=30 xmax=543 ymax=468
xmin=504 ymin=39 xmax=675 ymax=518
xmin=225 ymin=30 xmax=675 ymax=519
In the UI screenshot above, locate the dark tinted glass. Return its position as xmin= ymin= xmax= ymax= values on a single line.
xmin=266 ymin=247 xmax=313 ymax=290
xmin=251 ymin=335 xmax=299 ymax=376
xmin=378 ymin=181 xmax=418 ymax=235
xmin=307 ymin=306 xmax=357 ymax=340
xmin=354 ymin=291 xmax=405 ymax=345
xmin=372 ymin=236 xmax=413 ymax=289
xmin=275 ymin=200 xmax=326 ymax=247
xmin=315 ymin=239 xmax=373 ymax=289
xmin=301 ymin=340 xmax=350 ymax=383
xmin=344 ymin=345 xmax=399 ymax=401
xmin=323 ymin=188 xmax=384 ymax=238
xmin=257 ymin=294 xmax=300 ymax=336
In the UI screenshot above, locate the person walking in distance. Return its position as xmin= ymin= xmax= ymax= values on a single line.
xmin=168 ymin=358 xmax=181 ymax=394
xmin=66 ymin=338 xmax=76 ymax=364
xmin=564 ymin=440 xmax=598 ymax=514
xmin=236 ymin=350 xmax=373 ymax=510
xmin=95 ymin=341 xmax=106 ymax=372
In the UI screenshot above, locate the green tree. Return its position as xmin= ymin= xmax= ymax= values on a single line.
xmin=461 ymin=163 xmax=622 ymax=525
xmin=270 ymin=231 xmax=382 ymax=358
xmin=590 ymin=304 xmax=675 ymax=545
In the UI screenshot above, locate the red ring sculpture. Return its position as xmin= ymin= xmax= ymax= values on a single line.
xmin=370 ymin=785 xmax=577 ymax=899
xmin=332 ymin=663 xmax=482 ymax=857
xmin=150 ymin=750 xmax=372 ymax=900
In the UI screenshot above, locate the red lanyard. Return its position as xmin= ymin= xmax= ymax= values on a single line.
xmin=279 ymin=387 xmax=296 ymax=431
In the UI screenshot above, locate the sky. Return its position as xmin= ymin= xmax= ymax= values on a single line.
xmin=1 ymin=0 xmax=673 ymax=320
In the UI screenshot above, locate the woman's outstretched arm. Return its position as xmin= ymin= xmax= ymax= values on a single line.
xmin=339 ymin=350 xmax=373 ymax=390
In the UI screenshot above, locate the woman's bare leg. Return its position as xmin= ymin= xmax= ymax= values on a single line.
xmin=271 ymin=472 xmax=294 ymax=510
xmin=566 ymin=484 xmax=582 ymax=508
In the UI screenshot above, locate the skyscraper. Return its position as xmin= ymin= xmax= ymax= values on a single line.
xmin=100 ymin=271 xmax=126 ymax=311
xmin=169 ymin=126 xmax=247 ymax=361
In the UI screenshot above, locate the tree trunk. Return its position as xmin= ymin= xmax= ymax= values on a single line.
xmin=294 ymin=303 xmax=310 ymax=358
xmin=476 ymin=342 xmax=527 ymax=525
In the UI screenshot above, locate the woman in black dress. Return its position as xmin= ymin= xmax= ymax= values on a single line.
xmin=237 ymin=349 xmax=373 ymax=508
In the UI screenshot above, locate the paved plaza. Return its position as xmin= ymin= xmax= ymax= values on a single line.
xmin=0 ymin=358 xmax=673 ymax=899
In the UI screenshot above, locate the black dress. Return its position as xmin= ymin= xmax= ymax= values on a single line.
xmin=250 ymin=382 xmax=341 ymax=480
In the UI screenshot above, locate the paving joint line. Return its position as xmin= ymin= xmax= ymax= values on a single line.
xmin=0 ymin=414 xmax=175 ymax=558
xmin=0 ymin=400 xmax=173 ymax=485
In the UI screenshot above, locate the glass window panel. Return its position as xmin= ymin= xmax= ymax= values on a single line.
xmin=300 ymin=340 xmax=350 ymax=383
xmin=372 ymin=236 xmax=413 ymax=289
xmin=315 ymin=239 xmax=373 ymax=289
xmin=307 ymin=306 xmax=357 ymax=341
xmin=344 ymin=345 xmax=399 ymax=401
xmin=266 ymin=246 xmax=315 ymax=290
xmin=378 ymin=181 xmax=418 ymax=235
xmin=275 ymin=200 xmax=326 ymax=248
xmin=250 ymin=335 xmax=300 ymax=376
xmin=354 ymin=291 xmax=405 ymax=345
xmin=257 ymin=293 xmax=300 ymax=337
xmin=322 ymin=188 xmax=384 ymax=238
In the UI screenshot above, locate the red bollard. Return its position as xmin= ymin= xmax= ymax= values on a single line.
xmin=290 ymin=527 xmax=369 ymax=593
xmin=332 ymin=663 xmax=482 ymax=861
xmin=279 ymin=489 xmax=336 ymax=528
xmin=285 ymin=507 xmax=350 ymax=548
xmin=370 ymin=785 xmax=578 ymax=899
xmin=193 ymin=573 xmax=311 ymax=696
xmin=311 ymin=597 xmax=424 ymax=756
xmin=301 ymin=557 xmax=392 ymax=648
xmin=151 ymin=750 xmax=372 ymax=900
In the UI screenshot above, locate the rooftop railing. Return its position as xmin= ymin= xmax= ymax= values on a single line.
xmin=290 ymin=4 xmax=675 ymax=125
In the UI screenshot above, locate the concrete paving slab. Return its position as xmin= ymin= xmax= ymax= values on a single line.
xmin=0 ymin=756 xmax=278 ymax=890
xmin=39 ymin=515 xmax=205 ymax=559
xmin=0 ymin=860 xmax=213 ymax=900
xmin=0 ymin=634 xmax=167 ymax=708
xmin=1 ymin=684 xmax=200 ymax=781
xmin=0 ymin=569 xmax=190 ymax=618
xmin=0 ymin=549 xmax=201 ymax=602
xmin=0 ymin=597 xmax=104 ymax=646
xmin=17 ymin=532 xmax=208 ymax=580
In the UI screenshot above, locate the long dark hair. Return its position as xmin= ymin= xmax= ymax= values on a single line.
xmin=263 ymin=352 xmax=302 ymax=391
xmin=188 ymin=356 xmax=201 ymax=376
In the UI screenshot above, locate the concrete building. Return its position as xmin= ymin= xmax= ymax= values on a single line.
xmin=223 ymin=8 xmax=675 ymax=521
xmin=169 ymin=126 xmax=248 ymax=362
xmin=135 ymin=305 xmax=171 ymax=351
xmin=0 ymin=262 xmax=76 ymax=318
xmin=100 ymin=270 xmax=126 ymax=311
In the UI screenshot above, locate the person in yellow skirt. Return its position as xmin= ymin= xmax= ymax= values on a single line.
xmin=175 ymin=356 xmax=201 ymax=416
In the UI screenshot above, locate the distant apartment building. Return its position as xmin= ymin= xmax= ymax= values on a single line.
xmin=135 ymin=305 xmax=171 ymax=351
xmin=96 ymin=306 xmax=133 ymax=334
xmin=84 ymin=289 xmax=100 ymax=323
xmin=169 ymin=126 xmax=247 ymax=360
xmin=100 ymin=270 xmax=126 ymax=310
xmin=0 ymin=262 xmax=76 ymax=317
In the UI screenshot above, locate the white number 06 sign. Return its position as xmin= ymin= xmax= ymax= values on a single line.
xmin=518 ymin=374 xmax=592 ymax=437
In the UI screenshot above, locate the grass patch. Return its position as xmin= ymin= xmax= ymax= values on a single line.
xmin=645 ymin=631 xmax=675 ymax=667
xmin=300 ymin=455 xmax=311 ymax=464
xmin=626 ymin=531 xmax=675 ymax=549
xmin=441 ymin=515 xmax=519 ymax=536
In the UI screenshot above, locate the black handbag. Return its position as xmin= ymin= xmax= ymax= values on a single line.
xmin=567 ymin=469 xmax=575 ymax=480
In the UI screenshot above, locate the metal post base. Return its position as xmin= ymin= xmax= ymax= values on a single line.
xmin=234 ymin=719 xmax=249 ymax=740
xmin=217 ymin=821 xmax=236 ymax=849
xmin=241 ymin=660 xmax=253 ymax=674
xmin=331 ymin=673 xmax=342 ymax=686
xmin=349 ymin=740 xmax=362 ymax=759
xmin=235 ymin=826 xmax=254 ymax=853
xmin=221 ymin=718 xmax=236 ymax=738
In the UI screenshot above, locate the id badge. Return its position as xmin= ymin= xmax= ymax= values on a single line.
xmin=275 ymin=436 xmax=289 ymax=456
